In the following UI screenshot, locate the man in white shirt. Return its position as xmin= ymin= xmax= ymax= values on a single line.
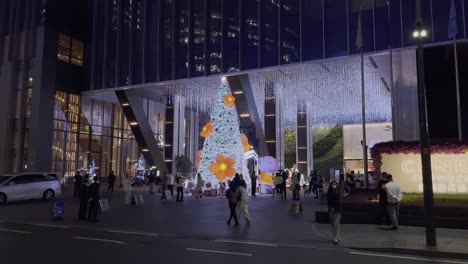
xmin=384 ymin=174 xmax=402 ymax=230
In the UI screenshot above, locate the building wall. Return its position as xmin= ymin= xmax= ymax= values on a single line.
xmin=87 ymin=0 xmax=468 ymax=91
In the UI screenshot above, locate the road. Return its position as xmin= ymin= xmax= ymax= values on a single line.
xmin=1 ymin=188 xmax=467 ymax=264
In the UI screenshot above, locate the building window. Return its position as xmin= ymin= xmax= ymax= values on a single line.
xmin=57 ymin=33 xmax=71 ymax=62
xmin=57 ymin=33 xmax=84 ymax=66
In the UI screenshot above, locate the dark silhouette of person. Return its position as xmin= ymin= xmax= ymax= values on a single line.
xmin=376 ymin=172 xmax=390 ymax=225
xmin=250 ymin=172 xmax=257 ymax=197
xmin=226 ymin=181 xmax=240 ymax=226
xmin=73 ymin=172 xmax=82 ymax=198
xmin=107 ymin=171 xmax=116 ymax=194
xmin=281 ymin=170 xmax=288 ymax=200
xmin=87 ymin=176 xmax=100 ymax=222
xmin=78 ymin=174 xmax=90 ymax=221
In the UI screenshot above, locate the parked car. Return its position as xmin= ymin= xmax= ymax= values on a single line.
xmin=0 ymin=173 xmax=62 ymax=205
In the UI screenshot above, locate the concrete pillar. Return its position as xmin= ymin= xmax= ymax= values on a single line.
xmin=392 ymin=49 xmax=420 ymax=141
xmin=276 ymin=84 xmax=285 ymax=169
xmin=171 ymin=95 xmax=186 ymax=173
xmin=0 ymin=37 xmax=13 ymax=174
xmin=27 ymin=28 xmax=56 ymax=172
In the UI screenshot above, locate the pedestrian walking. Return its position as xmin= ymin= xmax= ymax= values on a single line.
xmin=161 ymin=172 xmax=169 ymax=200
xmin=73 ymin=171 xmax=82 ymax=198
xmin=226 ymin=182 xmax=240 ymax=226
xmin=167 ymin=172 xmax=174 ymax=196
xmin=313 ymin=173 xmax=324 ymax=199
xmin=87 ymin=176 xmax=100 ymax=222
xmin=236 ymin=180 xmax=251 ymax=224
xmin=148 ymin=170 xmax=156 ymax=194
xmin=123 ymin=177 xmax=134 ymax=205
xmin=384 ymin=174 xmax=402 ymax=230
xmin=107 ymin=171 xmax=116 ymax=194
xmin=176 ymin=175 xmax=186 ymax=202
xmin=195 ymin=173 xmax=204 ymax=198
xmin=308 ymin=170 xmax=316 ymax=195
xmin=327 ymin=175 xmax=345 ymax=245
xmin=250 ymin=172 xmax=257 ymax=197
xmin=292 ymin=170 xmax=301 ymax=201
xmin=281 ymin=169 xmax=288 ymax=200
xmin=376 ymin=172 xmax=389 ymax=225
xmin=78 ymin=175 xmax=89 ymax=221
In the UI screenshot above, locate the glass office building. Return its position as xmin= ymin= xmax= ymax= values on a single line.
xmin=87 ymin=0 xmax=468 ymax=90
xmin=1 ymin=0 xmax=468 ymax=180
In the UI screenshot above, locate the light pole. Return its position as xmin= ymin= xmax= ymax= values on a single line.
xmin=414 ymin=0 xmax=436 ymax=246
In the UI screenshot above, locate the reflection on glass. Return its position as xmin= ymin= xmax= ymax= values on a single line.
xmin=281 ymin=0 xmax=300 ymax=64
xmin=176 ymin=0 xmax=189 ymax=79
xmin=325 ymin=0 xmax=348 ymax=57
xmin=261 ymin=0 xmax=279 ymax=67
xmin=207 ymin=0 xmax=222 ymax=74
xmin=192 ymin=0 xmax=205 ymax=77
xmin=242 ymin=0 xmax=259 ymax=70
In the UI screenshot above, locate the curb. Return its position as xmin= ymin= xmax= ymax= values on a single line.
xmin=348 ymin=246 xmax=468 ymax=260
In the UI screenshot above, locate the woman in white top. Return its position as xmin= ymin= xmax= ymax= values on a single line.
xmin=123 ymin=177 xmax=134 ymax=205
xmin=236 ymin=180 xmax=251 ymax=224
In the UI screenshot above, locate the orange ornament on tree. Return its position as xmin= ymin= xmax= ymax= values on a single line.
xmin=240 ymin=133 xmax=251 ymax=152
xmin=200 ymin=122 xmax=213 ymax=138
xmin=209 ymin=154 xmax=236 ymax=181
xmin=223 ymin=93 xmax=235 ymax=107
xmin=195 ymin=150 xmax=202 ymax=168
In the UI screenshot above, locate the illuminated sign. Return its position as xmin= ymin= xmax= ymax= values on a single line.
xmin=381 ymin=153 xmax=468 ymax=194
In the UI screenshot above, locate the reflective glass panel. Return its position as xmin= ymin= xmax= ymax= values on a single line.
xmin=325 ymin=0 xmax=348 ymax=57
xmin=281 ymin=0 xmax=300 ymax=64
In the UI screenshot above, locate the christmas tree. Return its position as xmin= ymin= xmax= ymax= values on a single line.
xmin=197 ymin=80 xmax=250 ymax=189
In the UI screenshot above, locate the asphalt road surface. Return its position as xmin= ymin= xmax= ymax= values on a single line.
xmin=1 ymin=221 xmax=467 ymax=264
xmin=1 ymin=188 xmax=467 ymax=264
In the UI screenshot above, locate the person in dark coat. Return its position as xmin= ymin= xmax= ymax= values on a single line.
xmin=250 ymin=172 xmax=257 ymax=197
xmin=87 ymin=176 xmax=100 ymax=222
xmin=226 ymin=181 xmax=240 ymax=226
xmin=281 ymin=170 xmax=288 ymax=200
xmin=148 ymin=171 xmax=156 ymax=194
xmin=73 ymin=171 xmax=82 ymax=198
xmin=376 ymin=172 xmax=389 ymax=225
xmin=327 ymin=175 xmax=345 ymax=245
xmin=78 ymin=174 xmax=90 ymax=220
xmin=107 ymin=171 xmax=116 ymax=194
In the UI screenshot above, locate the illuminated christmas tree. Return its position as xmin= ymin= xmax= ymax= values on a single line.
xmin=197 ymin=80 xmax=250 ymax=188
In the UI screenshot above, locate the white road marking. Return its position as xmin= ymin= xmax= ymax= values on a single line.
xmin=349 ymin=251 xmax=468 ymax=264
xmin=0 ymin=228 xmax=32 ymax=234
xmin=186 ymin=248 xmax=253 ymax=257
xmin=214 ymin=239 xmax=278 ymax=247
xmin=108 ymin=230 xmax=159 ymax=237
xmin=32 ymin=224 xmax=70 ymax=229
xmin=72 ymin=236 xmax=126 ymax=245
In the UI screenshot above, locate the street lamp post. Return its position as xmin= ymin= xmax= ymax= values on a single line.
xmin=414 ymin=0 xmax=436 ymax=246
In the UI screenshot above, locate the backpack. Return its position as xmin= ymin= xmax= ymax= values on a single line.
xmin=274 ymin=176 xmax=284 ymax=185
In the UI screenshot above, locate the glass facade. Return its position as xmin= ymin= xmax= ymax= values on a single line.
xmin=51 ymin=92 xmax=164 ymax=184
xmin=84 ymin=0 xmax=468 ymax=89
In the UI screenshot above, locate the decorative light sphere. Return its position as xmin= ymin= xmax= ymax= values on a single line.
xmin=258 ymin=156 xmax=278 ymax=173
xmin=420 ymin=29 xmax=427 ymax=37
xmin=413 ymin=30 xmax=420 ymax=38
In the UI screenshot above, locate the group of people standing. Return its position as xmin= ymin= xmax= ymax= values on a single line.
xmin=226 ymin=173 xmax=251 ymax=227
xmin=377 ymin=172 xmax=402 ymax=230
xmin=74 ymin=172 xmax=102 ymax=222
xmin=272 ymin=169 xmax=324 ymax=200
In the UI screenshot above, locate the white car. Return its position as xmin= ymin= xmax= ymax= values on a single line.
xmin=0 ymin=173 xmax=62 ymax=205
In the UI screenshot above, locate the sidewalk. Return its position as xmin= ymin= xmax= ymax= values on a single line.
xmin=315 ymin=223 xmax=468 ymax=259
